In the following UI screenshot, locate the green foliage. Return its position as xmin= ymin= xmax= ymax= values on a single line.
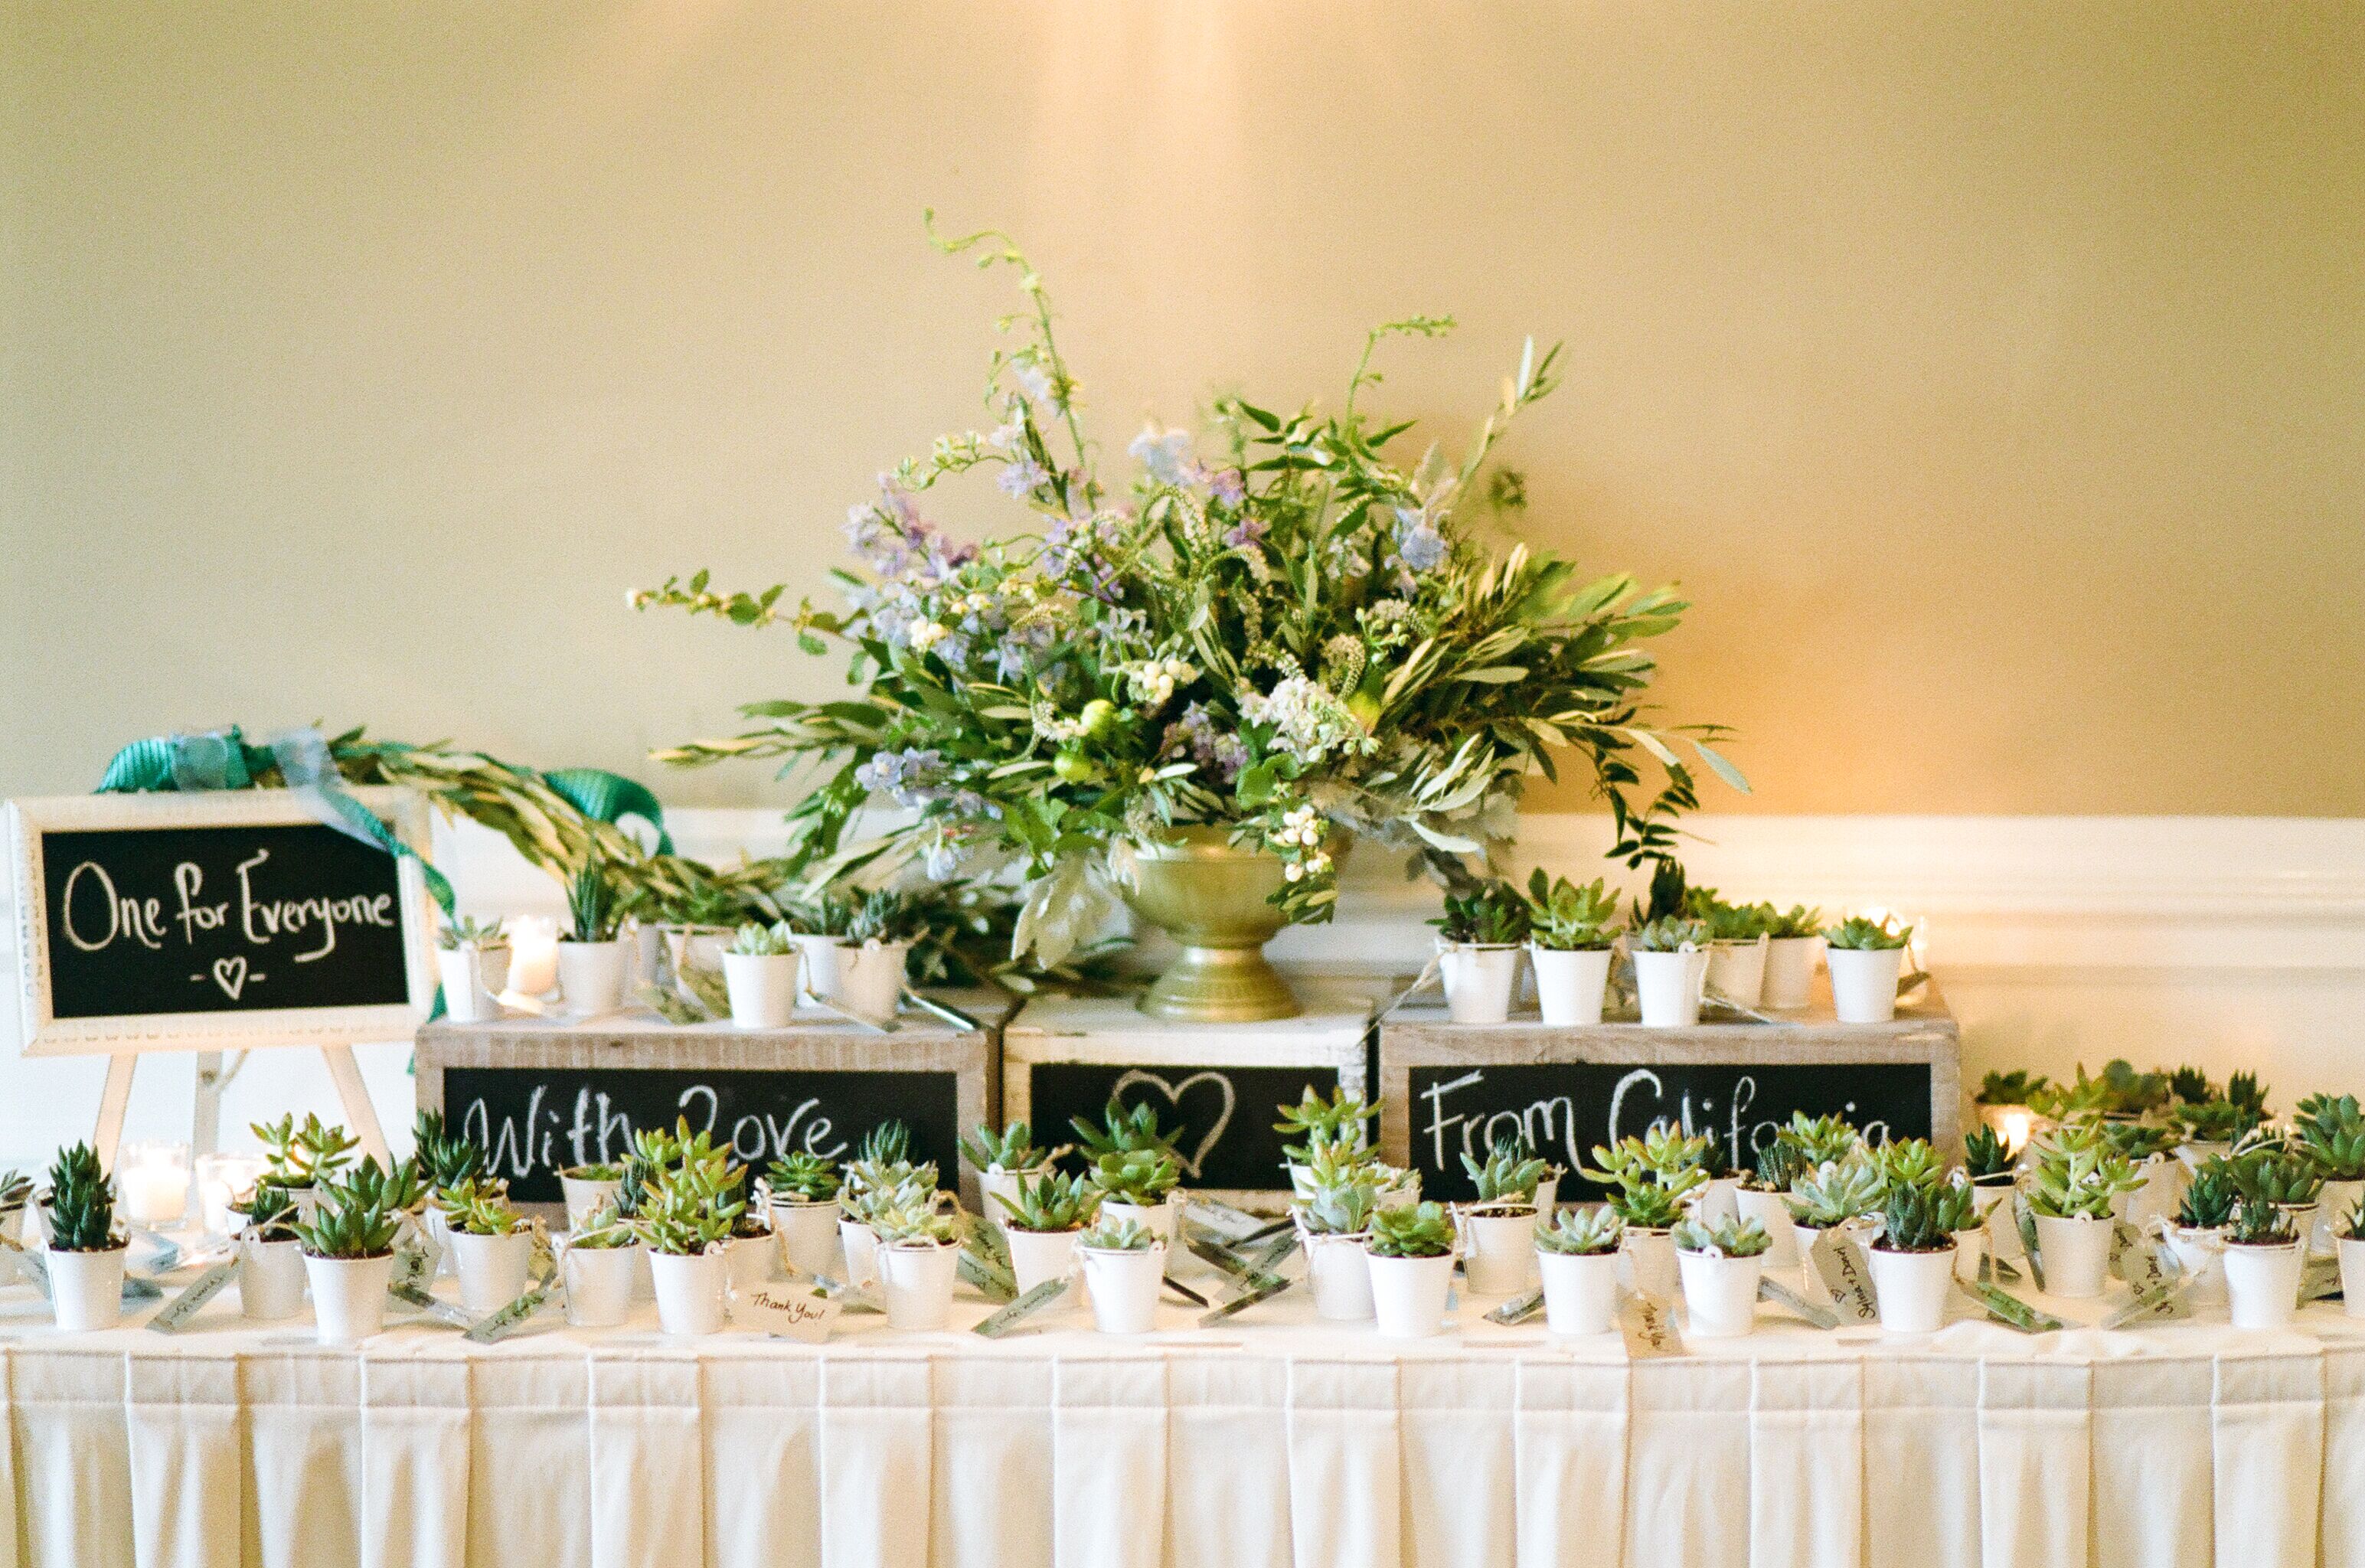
xmin=240 ymin=1181 xmax=301 ymax=1243
xmin=637 ymin=1153 xmax=747 ymax=1256
xmin=341 ymin=1156 xmax=427 ymax=1217
xmin=1962 ymin=1127 xmax=2014 ymax=1181
xmin=293 ymin=1171 xmax=400 ymax=1259
xmin=1627 ymin=915 xmax=1708 ymax=952
xmin=1877 ymin=1180 xmax=1975 ymax=1251
xmin=2226 ymin=1197 xmax=2296 ymax=1247
xmin=1869 ymin=1138 xmax=1947 ymax=1192
xmin=1823 ymin=915 xmax=1910 ymax=951
xmin=253 ymin=1113 xmax=356 ymax=1187
xmin=872 ymin=1203 xmax=960 ymax=1246
xmin=1432 ymin=880 xmax=1530 ymax=946
xmin=568 ymin=1203 xmax=639 ymax=1250
xmin=2293 ymin=1094 xmax=2365 ymax=1181
xmin=2342 ymin=1194 xmax=2365 ymax=1243
xmin=1762 ymin=904 xmax=1823 ymax=939
xmin=1274 ymin=1086 xmax=1381 ymax=1161
xmin=1298 ymin=1167 xmax=1381 ymax=1236
xmin=848 ymin=888 xmax=927 ymax=946
xmin=1462 ymin=1129 xmax=1550 ymax=1204
xmin=2227 ymin=1072 xmax=2269 ymax=1121
xmin=1079 ymin=1216 xmax=1158 ymax=1252
xmin=2025 ymin=1130 xmax=2144 ymax=1220
xmin=2233 ymin=1148 xmax=2324 ymax=1207
xmin=0 ymin=1170 xmax=29 ymax=1210
xmin=2172 ymin=1098 xmax=2255 ymax=1145
xmin=1681 ymin=887 xmax=1768 ymax=942
xmin=962 ymin=1120 xmax=1067 ymax=1174
xmin=1089 ymin=1149 xmax=1181 ymax=1205
xmin=1975 ymin=1070 xmax=2051 ymax=1107
xmin=560 ymin=1161 xmax=622 ymax=1183
xmin=413 ymin=1110 xmax=484 ymax=1194
xmin=1367 ymin=1200 xmax=1457 ymax=1259
xmin=437 ymin=915 xmax=508 ymax=951
xmin=2101 ymin=1122 xmax=2180 ymax=1161
xmin=567 ymin=858 xmax=621 ymax=943
xmin=436 ymin=1178 xmax=524 ymax=1237
xmin=1522 ymin=871 xmax=1620 ymax=951
xmin=766 ymin=1153 xmax=842 ymax=1204
xmin=1752 ymin=1138 xmax=1811 ymax=1194
xmin=1775 ymin=1112 xmax=1862 ymax=1168
xmin=2167 ymin=1065 xmax=2216 ymax=1105
xmin=1671 ymin=1214 xmax=1772 ymax=1258
xmin=1785 ymin=1160 xmax=1886 ymax=1227
xmin=1584 ymin=1134 xmax=1707 ymax=1229
xmin=44 ymin=1143 xmax=120 ymax=1252
xmin=1536 ymin=1205 xmax=1623 ymax=1255
xmin=995 ymin=1170 xmax=1101 ymax=1232
xmin=1073 ymin=1099 xmax=1179 ymax=1162
xmin=727 ymin=920 xmax=797 ymax=957
xmin=856 ymin=1120 xmax=911 ymax=1168
xmin=2175 ymin=1161 xmax=2242 ymax=1230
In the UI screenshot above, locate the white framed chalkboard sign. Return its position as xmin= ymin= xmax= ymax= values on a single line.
xmin=7 ymin=789 xmax=439 ymax=1057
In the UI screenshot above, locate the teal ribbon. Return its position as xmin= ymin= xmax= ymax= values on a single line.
xmin=544 ymin=768 xmax=673 ymax=855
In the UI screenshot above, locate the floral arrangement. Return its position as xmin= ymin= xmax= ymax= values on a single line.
xmin=635 ymin=218 xmax=1739 ymax=962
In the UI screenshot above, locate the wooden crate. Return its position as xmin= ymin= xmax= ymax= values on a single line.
xmin=1000 ymin=979 xmax=1383 ymax=1210
xmin=1378 ymin=979 xmax=1961 ymax=1203
xmin=416 ymin=991 xmax=1017 ymax=1211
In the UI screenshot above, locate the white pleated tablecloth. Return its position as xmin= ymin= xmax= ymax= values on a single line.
xmin=3 ymin=1263 xmax=2362 ymax=1568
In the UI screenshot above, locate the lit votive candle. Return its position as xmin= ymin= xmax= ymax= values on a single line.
xmin=196 ymin=1152 xmax=268 ymax=1235
xmin=507 ymin=915 xmax=560 ymax=998
xmin=119 ymin=1140 xmax=192 ymax=1227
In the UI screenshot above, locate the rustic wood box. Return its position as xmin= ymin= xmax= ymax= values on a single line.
xmin=999 ymin=980 xmax=1383 ymax=1210
xmin=1377 ymin=980 xmax=1961 ymax=1204
xmin=416 ymin=991 xmax=1017 ymax=1211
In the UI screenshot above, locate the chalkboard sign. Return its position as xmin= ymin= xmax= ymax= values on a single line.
xmin=1024 ymin=1063 xmax=1347 ymax=1192
xmin=1405 ymin=1061 xmax=1934 ymax=1203
xmin=8 ymin=792 xmax=436 ymax=1056
xmin=441 ymin=1064 xmax=962 ymax=1206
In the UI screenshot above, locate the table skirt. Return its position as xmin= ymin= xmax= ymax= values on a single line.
xmin=5 ymin=1298 xmax=2363 ymax=1568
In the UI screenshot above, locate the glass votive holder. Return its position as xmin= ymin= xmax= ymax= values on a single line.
xmin=196 ymin=1151 xmax=268 ymax=1235
xmin=507 ymin=914 xmax=560 ymax=998
xmin=118 ymin=1140 xmax=192 ymax=1227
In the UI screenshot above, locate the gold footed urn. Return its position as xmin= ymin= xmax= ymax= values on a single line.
xmin=1115 ymin=825 xmax=1302 ymax=1023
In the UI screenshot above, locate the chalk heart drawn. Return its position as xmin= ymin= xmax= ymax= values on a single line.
xmin=1111 ymin=1069 xmax=1235 ymax=1181
xmin=208 ymin=957 xmax=256 ymax=1001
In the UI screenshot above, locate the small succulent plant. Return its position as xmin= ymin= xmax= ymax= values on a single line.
xmin=1587 ymin=1128 xmax=1710 ymax=1187
xmin=2226 ymin=1197 xmax=2297 ymax=1248
xmin=1824 ymin=915 xmax=1911 ymax=951
xmin=2175 ymin=1161 xmax=2242 ymax=1230
xmin=1671 ymin=1214 xmax=1772 ymax=1259
xmin=636 ymin=1157 xmax=746 ymax=1255
xmin=872 ymin=1203 xmax=960 ymax=1247
xmin=790 ymin=890 xmax=861 ymax=938
xmin=1071 ymin=1099 xmax=1179 ymax=1162
xmin=727 ymin=920 xmax=797 ymax=957
xmin=2226 ymin=1072 xmax=2269 ymax=1121
xmin=846 ymin=889 xmax=925 ymax=946
xmin=1962 ymin=1126 xmax=2014 ymax=1181
xmin=1430 ymin=880 xmax=1531 ymax=946
xmin=1089 ymin=1149 xmax=1181 ymax=1205
xmin=2167 ymin=1065 xmax=2216 ymax=1105
xmin=2101 ymin=1121 xmax=2180 ymax=1162
xmin=1762 ymin=904 xmax=1823 ymax=939
xmin=1078 ymin=1215 xmax=1158 ymax=1252
xmin=437 ymin=915 xmax=508 ymax=951
xmin=2024 ymin=1130 xmax=2144 ymax=1220
xmin=413 ymin=1110 xmax=485 ymax=1194
xmin=962 ymin=1120 xmax=1067 ymax=1174
xmin=1274 ymin=1086 xmax=1381 ymax=1161
xmin=2341 ymin=1194 xmax=2365 ymax=1243
xmin=1298 ymin=1170 xmax=1380 ymax=1237
xmin=240 ymin=1181 xmax=302 ymax=1243
xmin=0 ymin=1169 xmax=33 ymax=1210
xmin=1750 ymin=1138 xmax=1811 ymax=1194
xmin=293 ymin=1174 xmax=399 ymax=1259
xmin=44 ymin=1143 xmax=122 ymax=1252
xmin=2233 ymin=1148 xmax=2324 ymax=1208
xmin=995 ymin=1171 xmax=1100 ymax=1233
xmin=1785 ymin=1160 xmax=1886 ymax=1227
xmin=341 ymin=1155 xmax=429 ymax=1217
xmin=2294 ymin=1094 xmax=2365 ymax=1181
xmin=765 ymin=1152 xmax=841 ymax=1204
xmin=1875 ymin=1179 xmax=1975 ymax=1251
xmin=568 ymin=1202 xmax=639 ymax=1250
xmin=1976 ymin=1070 xmax=2052 ymax=1107
xmin=560 ymin=1161 xmax=622 ymax=1183
xmin=1627 ymin=914 xmax=1710 ymax=952
xmin=2171 ymin=1098 xmax=2254 ymax=1145
xmin=1535 ymin=1205 xmax=1623 ymax=1256
xmin=566 ymin=860 xmax=621 ymax=944
xmin=437 ymin=1178 xmax=524 ymax=1237
xmin=1522 ymin=871 xmax=1620 ymax=951
xmin=1775 ymin=1112 xmax=1861 ymax=1168
xmin=1367 ymin=1201 xmax=1457 ymax=1259
xmin=253 ymin=1113 xmax=357 ymax=1187
xmin=1462 ymin=1131 xmax=1550 ymax=1206
xmin=1869 ymin=1138 xmax=1947 ymax=1192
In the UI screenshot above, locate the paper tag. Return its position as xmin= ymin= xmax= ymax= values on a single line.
xmin=972 ymin=1278 xmax=1069 ymax=1338
xmin=1184 ymin=1200 xmax=1269 ymax=1243
xmin=1196 ymin=1273 xmax=1293 ymax=1326
xmin=1810 ymin=1230 xmax=1880 ymax=1324
xmin=0 ymin=1234 xmax=51 ymax=1300
xmin=1958 ymin=1279 xmax=2066 ymax=1334
xmin=146 ymin=1261 xmax=239 ymax=1333
xmin=1486 ymin=1289 xmax=1544 ymax=1326
xmin=1185 ymin=1236 xmax=1285 ymax=1292
xmin=2301 ymin=1253 xmax=2344 ymax=1305
xmin=390 ymin=1243 xmax=433 ymax=1295
xmin=2013 ymin=1195 xmax=2048 ymax=1294
xmin=1619 ymin=1292 xmax=1686 ymax=1358
xmin=387 ymin=1275 xmax=481 ymax=1329
xmin=1758 ymin=1274 xmax=1841 ymax=1330
xmin=733 ymin=1281 xmax=844 ymax=1342
xmin=968 ymin=1216 xmax=1012 ymax=1273
xmin=805 ymin=1271 xmax=887 ymax=1315
xmin=2099 ymin=1276 xmax=2192 ymax=1329
xmin=957 ymin=1247 xmax=1017 ymax=1303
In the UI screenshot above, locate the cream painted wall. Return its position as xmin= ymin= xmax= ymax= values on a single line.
xmin=4 ymin=2 xmax=2361 ymax=817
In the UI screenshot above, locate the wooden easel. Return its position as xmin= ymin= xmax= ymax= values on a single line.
xmin=92 ymin=1044 xmax=391 ymax=1171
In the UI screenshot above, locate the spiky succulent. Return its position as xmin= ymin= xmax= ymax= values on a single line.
xmin=2226 ymin=1197 xmax=2296 ymax=1248
xmin=1431 ymin=880 xmax=1530 ymax=946
xmin=2167 ymin=1065 xmax=2216 ymax=1105
xmin=1876 ymin=1179 xmax=1975 ymax=1252
xmin=1523 ymin=871 xmax=1620 ymax=951
xmin=293 ymin=1173 xmax=400 ymax=1259
xmin=2294 ymin=1094 xmax=2365 ymax=1181
xmin=1078 ymin=1215 xmax=1158 ymax=1252
xmin=238 ymin=1180 xmax=302 ymax=1243
xmin=2175 ymin=1161 xmax=2242 ymax=1230
xmin=2234 ymin=1148 xmax=2324 ymax=1207
xmin=0 ymin=1169 xmax=29 ymax=1210
xmin=1536 ymin=1204 xmax=1623 ymax=1255
xmin=341 ymin=1155 xmax=429 ymax=1217
xmin=962 ymin=1120 xmax=1068 ymax=1174
xmin=413 ymin=1110 xmax=485 ymax=1194
xmin=1367 ymin=1200 xmax=1457 ymax=1259
xmin=1762 ymin=904 xmax=1823 ymax=939
xmin=854 ymin=1119 xmax=910 ymax=1167
xmin=2341 ymin=1194 xmax=2365 ymax=1243
xmin=1962 ymin=1126 xmax=2013 ymax=1181
xmin=994 ymin=1170 xmax=1100 ymax=1233
xmin=1072 ymin=1099 xmax=1179 ymax=1161
xmin=1462 ymin=1138 xmax=1550 ymax=1206
xmin=1089 ymin=1149 xmax=1181 ymax=1205
xmin=1274 ymin=1086 xmax=1381 ymax=1161
xmin=1671 ymin=1214 xmax=1772 ymax=1258
xmin=1628 ymin=914 xmax=1710 ymax=952
xmin=253 ymin=1113 xmax=357 ymax=1187
xmin=765 ymin=1152 xmax=841 ymax=1203
xmin=845 ymin=888 xmax=926 ymax=946
xmin=1824 ymin=915 xmax=1910 ymax=951
xmin=437 ymin=1178 xmax=524 ymax=1237
xmin=566 ymin=860 xmax=620 ymax=943
xmin=1785 ymin=1159 xmax=1886 ymax=1227
xmin=1751 ymin=1138 xmax=1811 ymax=1194
xmin=2024 ymin=1130 xmax=2144 ymax=1220
xmin=2226 ymin=1072 xmax=2269 ymax=1121
xmin=44 ymin=1142 xmax=121 ymax=1252
xmin=1976 ymin=1070 xmax=2051 ymax=1107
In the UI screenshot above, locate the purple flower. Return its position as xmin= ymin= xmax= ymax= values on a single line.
xmin=998 ymin=456 xmax=1050 ymax=498
xmin=1394 ymin=508 xmax=1446 ymax=572
xmin=1129 ymin=424 xmax=1197 ymax=487
xmin=1223 ymin=515 xmax=1268 ymax=550
xmin=1208 ymin=468 xmax=1246 ymax=508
